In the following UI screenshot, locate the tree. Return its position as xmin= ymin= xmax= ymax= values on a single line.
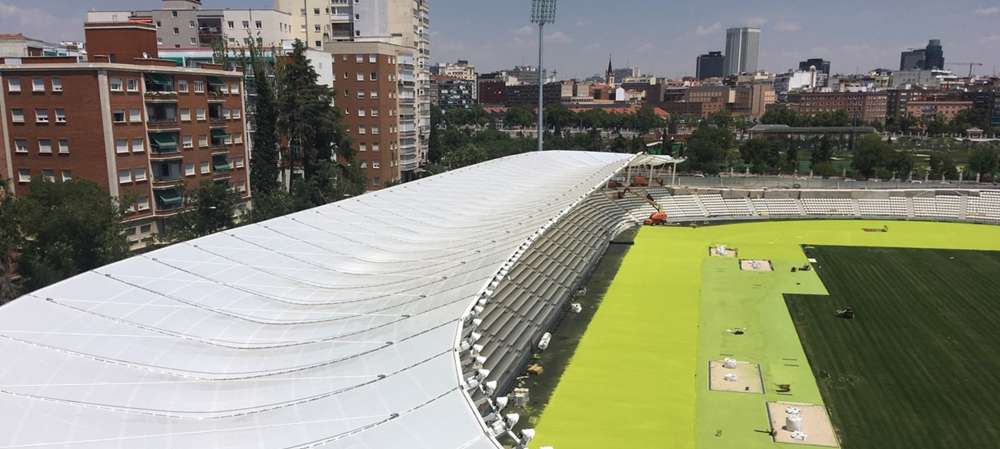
xmin=852 ymin=135 xmax=889 ymax=179
xmin=545 ymin=104 xmax=576 ymax=134
xmin=246 ymin=40 xmax=280 ymax=195
xmin=811 ymin=135 xmax=834 ymax=166
xmin=0 ymin=181 xmax=20 ymax=303
xmin=929 ymin=152 xmax=958 ymax=180
xmin=16 ymin=179 xmax=129 ymax=292
xmin=632 ymin=107 xmax=664 ymax=134
xmin=761 ymin=104 xmax=802 ymax=126
xmin=504 ymin=106 xmax=535 ymax=128
xmin=165 ymin=182 xmax=241 ymax=241
xmin=276 ymin=40 xmax=343 ymax=180
xmin=686 ymin=125 xmax=734 ymax=174
xmin=968 ymin=148 xmax=999 ymax=179
xmin=429 ymin=104 xmax=444 ymax=163
xmin=442 ymin=143 xmax=488 ymax=168
xmin=740 ymin=138 xmax=781 ymax=174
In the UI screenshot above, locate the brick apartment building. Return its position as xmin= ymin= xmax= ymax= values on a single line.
xmin=904 ymin=100 xmax=973 ymax=121
xmin=0 ymin=22 xmax=249 ymax=246
xmin=326 ymin=41 xmax=412 ymax=189
xmin=785 ymin=92 xmax=888 ymax=124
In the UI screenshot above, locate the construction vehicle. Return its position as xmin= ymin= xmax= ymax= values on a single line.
xmin=617 ymin=187 xmax=668 ymax=225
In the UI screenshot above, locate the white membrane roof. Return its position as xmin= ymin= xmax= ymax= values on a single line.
xmin=0 ymin=150 xmax=631 ymax=449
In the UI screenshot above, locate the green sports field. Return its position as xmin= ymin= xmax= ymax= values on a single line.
xmin=787 ymin=246 xmax=1000 ymax=449
xmin=531 ymin=220 xmax=1000 ymax=449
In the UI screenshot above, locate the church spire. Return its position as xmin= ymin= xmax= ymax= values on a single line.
xmin=606 ymin=54 xmax=616 ymax=87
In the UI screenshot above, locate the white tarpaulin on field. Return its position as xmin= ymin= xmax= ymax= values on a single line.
xmin=0 ymin=151 xmax=631 ymax=449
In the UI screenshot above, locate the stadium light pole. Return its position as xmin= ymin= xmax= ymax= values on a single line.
xmin=531 ymin=0 xmax=557 ymax=152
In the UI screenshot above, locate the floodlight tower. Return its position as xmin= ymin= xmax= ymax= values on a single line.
xmin=531 ymin=0 xmax=557 ymax=152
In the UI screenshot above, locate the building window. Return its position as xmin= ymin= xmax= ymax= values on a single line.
xmin=14 ymin=139 xmax=27 ymax=153
xmin=128 ymin=109 xmax=141 ymax=123
xmin=313 ymin=8 xmax=320 ymax=15
xmin=359 ymin=143 xmax=367 ymax=151
xmin=183 ymin=135 xmax=193 ymax=148
xmin=185 ymin=163 xmax=196 ymax=176
xmin=118 ymin=169 xmax=132 ymax=184
xmin=232 ymin=109 xmax=241 ymax=119
xmin=7 ymin=79 xmax=21 ymax=93
xmin=358 ymin=109 xmax=366 ymax=117
xmin=233 ymin=135 xmax=243 ymax=144
xmin=314 ymin=25 xmax=321 ymax=33
xmin=372 ymin=161 xmax=380 ymax=169
xmin=223 ymin=109 xmax=231 ymax=120
xmin=369 ymin=55 xmax=377 ymax=63
xmin=51 ymin=78 xmax=62 ymax=92
xmin=242 ymin=20 xmax=249 ymax=28
xmin=371 ymin=109 xmax=378 ymax=117
xmin=54 ymin=109 xmax=66 ymax=123
xmin=200 ymin=161 xmax=210 ymax=174
xmin=356 ymin=72 xmax=364 ymax=81
xmin=32 ymin=78 xmax=45 ymax=92
xmin=41 ymin=169 xmax=55 ymax=182
xmin=370 ymin=72 xmax=377 ymax=81
xmin=140 ymin=224 xmax=152 ymax=233
xmin=370 ymin=91 xmax=378 ymax=98
xmin=371 ymin=127 xmax=379 ymax=135
xmin=234 ymin=157 xmax=245 ymax=168
xmin=255 ymin=20 xmax=262 ymax=29
xmin=126 ymin=79 xmax=139 ymax=92
xmin=372 ymin=143 xmax=380 ymax=151
xmin=172 ymin=27 xmax=179 ymax=34
xmin=110 ymin=78 xmax=123 ymax=91
xmin=357 ymin=90 xmax=365 ymax=99
xmin=11 ymin=108 xmax=24 ymax=123
xmin=116 ymin=139 xmax=129 ymax=153
xmin=112 ymin=110 xmax=125 ymax=123
xmin=231 ymin=83 xmax=240 ymax=94
xmin=227 ymin=20 xmax=234 ymax=29
xmin=190 ymin=37 xmax=197 ymax=45
xmin=180 ymin=108 xmax=191 ymax=121
xmin=198 ymin=135 xmax=208 ymax=147
xmin=358 ymin=126 xmax=366 ymax=134
xmin=196 ymin=108 xmax=206 ymax=121
xmin=137 ymin=196 xmax=150 ymax=211
xmin=194 ymin=80 xmax=205 ymax=93
xmin=58 ymin=139 xmax=70 ymax=154
xmin=177 ymin=79 xmax=188 ymax=92
xmin=37 ymin=139 xmax=52 ymax=154
xmin=17 ymin=169 xmax=30 ymax=183
xmin=131 ymin=138 xmax=144 ymax=152
xmin=61 ymin=170 xmax=72 ymax=182
xmin=360 ymin=161 xmax=367 ymax=168
xmin=35 ymin=109 xmax=48 ymax=123
xmin=134 ymin=167 xmax=147 ymax=182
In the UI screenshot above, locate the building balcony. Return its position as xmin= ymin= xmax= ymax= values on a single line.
xmin=153 ymin=187 xmax=183 ymax=212
xmin=144 ymin=73 xmax=176 ymax=95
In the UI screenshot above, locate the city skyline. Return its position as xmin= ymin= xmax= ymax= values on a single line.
xmin=3 ymin=0 xmax=1000 ymax=79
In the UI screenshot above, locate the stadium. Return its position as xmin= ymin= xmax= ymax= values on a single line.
xmin=1 ymin=150 xmax=1000 ymax=449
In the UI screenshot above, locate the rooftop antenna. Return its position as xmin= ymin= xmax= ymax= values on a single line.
xmin=530 ymin=0 xmax=557 ymax=152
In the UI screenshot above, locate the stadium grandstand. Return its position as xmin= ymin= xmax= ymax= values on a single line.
xmin=0 ymin=150 xmax=999 ymax=448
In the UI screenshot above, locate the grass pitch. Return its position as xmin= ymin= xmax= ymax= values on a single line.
xmin=533 ymin=221 xmax=1000 ymax=449
xmin=787 ymin=246 xmax=1000 ymax=449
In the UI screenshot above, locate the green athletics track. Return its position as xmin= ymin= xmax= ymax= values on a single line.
xmin=531 ymin=220 xmax=1000 ymax=449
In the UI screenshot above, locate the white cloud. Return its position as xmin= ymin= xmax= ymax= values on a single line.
xmin=975 ymin=6 xmax=1000 ymax=15
xmin=547 ymin=31 xmax=574 ymax=44
xmin=512 ymin=25 xmax=535 ymax=37
xmin=575 ymin=19 xmax=592 ymax=27
xmin=983 ymin=34 xmax=1000 ymax=43
xmin=745 ymin=17 xmax=768 ymax=27
xmin=695 ymin=22 xmax=722 ymax=36
xmin=0 ymin=2 xmax=81 ymax=41
xmin=774 ymin=21 xmax=802 ymax=32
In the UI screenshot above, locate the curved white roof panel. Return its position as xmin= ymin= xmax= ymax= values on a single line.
xmin=0 ymin=151 xmax=631 ymax=449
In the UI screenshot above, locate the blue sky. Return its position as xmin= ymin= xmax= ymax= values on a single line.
xmin=4 ymin=0 xmax=1000 ymax=78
